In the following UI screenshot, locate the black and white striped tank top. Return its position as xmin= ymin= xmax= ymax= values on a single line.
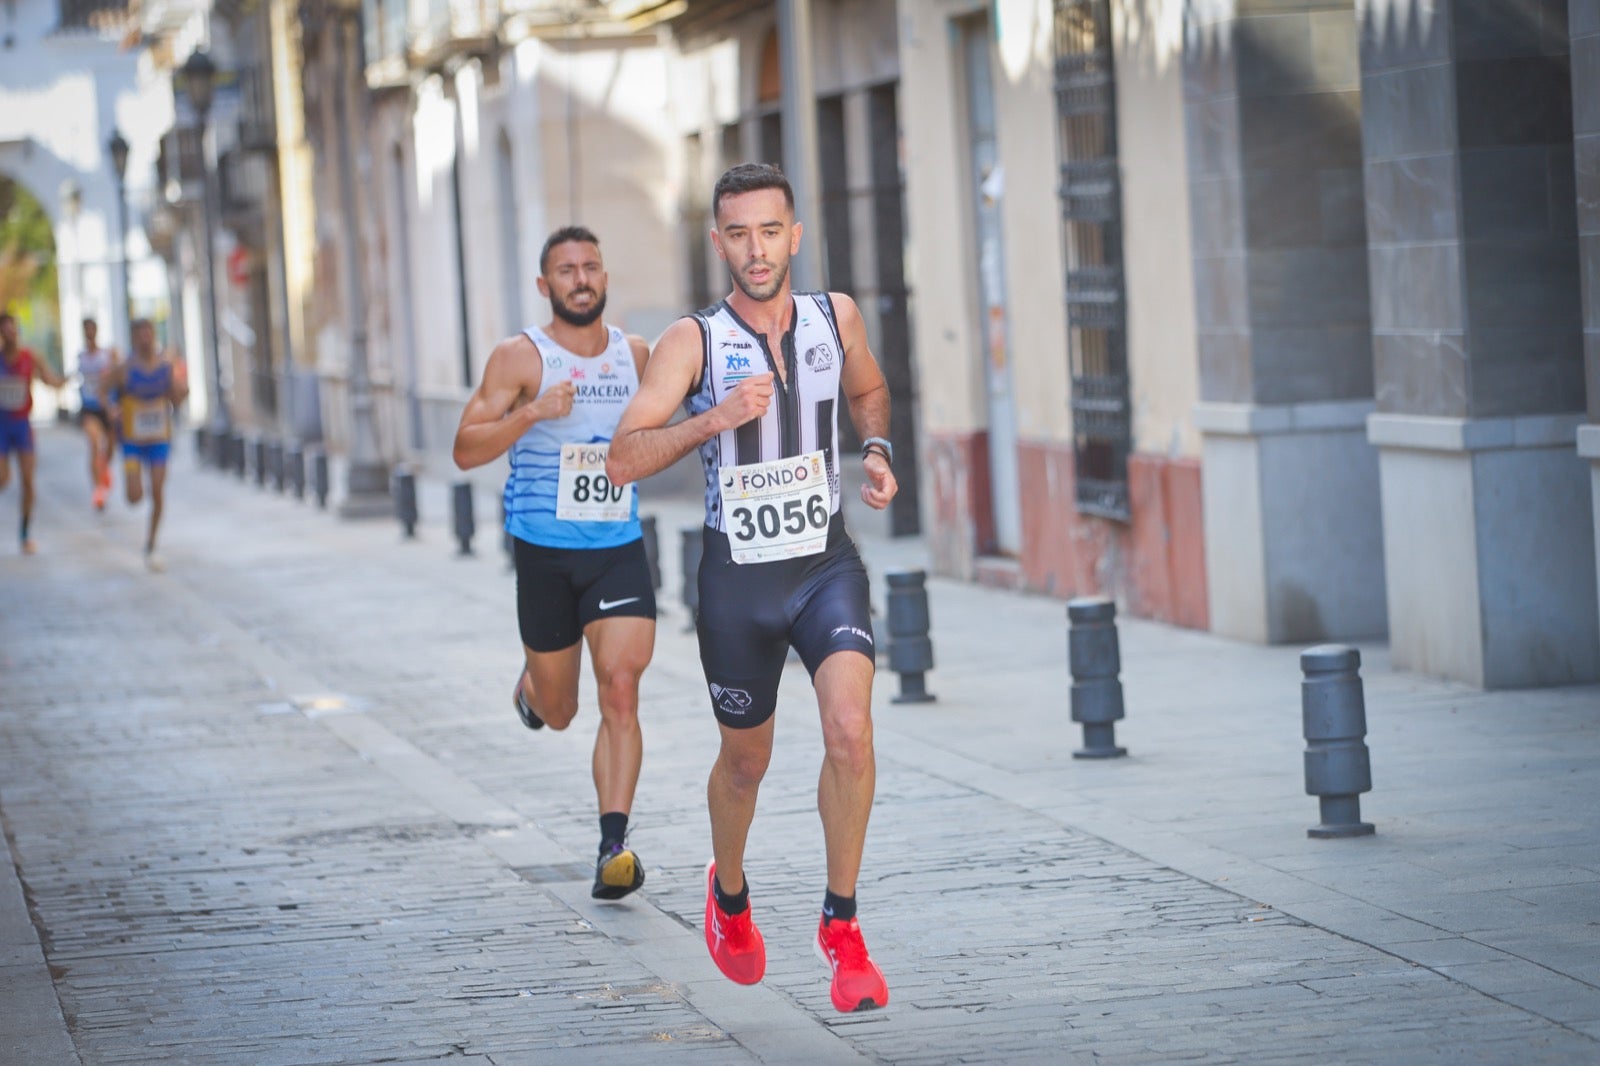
xmin=683 ymin=292 xmax=846 ymax=532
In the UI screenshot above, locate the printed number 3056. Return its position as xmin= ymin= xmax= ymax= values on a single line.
xmin=730 ymin=493 xmax=828 ymax=542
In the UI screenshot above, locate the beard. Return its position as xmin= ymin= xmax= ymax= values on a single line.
xmin=730 ymin=258 xmax=789 ymax=303
xmin=551 ymin=287 xmax=607 ymax=327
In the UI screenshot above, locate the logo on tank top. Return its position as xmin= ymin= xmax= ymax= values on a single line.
xmin=804 ymin=342 xmax=834 ymax=371
xmin=570 ymin=367 xmax=586 ymax=379
xmin=544 ymin=354 xmax=561 ymax=368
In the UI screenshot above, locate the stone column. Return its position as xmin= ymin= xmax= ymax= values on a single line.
xmin=1575 ymin=0 xmax=1600 ymax=637
xmin=1361 ymin=0 xmax=1598 ymax=687
xmin=1185 ymin=0 xmax=1387 ymax=643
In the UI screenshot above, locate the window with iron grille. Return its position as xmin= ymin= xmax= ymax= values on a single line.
xmin=1054 ymin=0 xmax=1130 ymax=521
xmin=56 ymin=0 xmax=128 ymax=34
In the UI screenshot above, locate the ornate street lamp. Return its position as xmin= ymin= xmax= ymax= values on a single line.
xmin=180 ymin=48 xmax=229 ymax=436
xmin=107 ymin=129 xmax=132 ymax=337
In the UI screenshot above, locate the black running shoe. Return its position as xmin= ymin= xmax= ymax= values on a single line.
xmin=592 ymin=844 xmax=645 ymax=900
xmin=512 ymin=673 xmax=545 ymax=730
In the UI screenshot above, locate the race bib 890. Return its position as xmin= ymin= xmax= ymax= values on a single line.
xmin=556 ymin=442 xmax=633 ymax=522
xmin=719 ymin=450 xmax=832 ymax=564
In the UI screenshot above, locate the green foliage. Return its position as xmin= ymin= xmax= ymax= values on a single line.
xmin=0 ymin=177 xmax=58 ymax=320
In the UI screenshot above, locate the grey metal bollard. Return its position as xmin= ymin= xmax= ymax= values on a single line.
xmin=311 ymin=449 xmax=329 ymax=509
xmin=267 ymin=440 xmax=285 ymax=492
xmin=451 ymin=480 xmax=475 ymax=556
xmin=231 ymin=433 xmax=248 ymax=479
xmin=641 ymin=514 xmax=662 ymax=594
xmin=392 ymin=468 xmax=418 ymax=539
xmin=195 ymin=426 xmax=210 ymax=466
xmin=885 ymin=570 xmax=936 ymax=703
xmin=1067 ymin=598 xmax=1128 ymax=758
xmin=286 ymin=444 xmax=306 ymax=500
xmin=252 ymin=437 xmax=268 ymax=487
xmin=1301 ymin=645 xmax=1375 ymax=838
xmin=680 ymin=525 xmax=703 ymax=628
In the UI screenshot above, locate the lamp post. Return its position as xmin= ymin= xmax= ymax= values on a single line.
xmin=180 ymin=48 xmax=229 ymax=437
xmin=107 ymin=130 xmax=133 ymax=338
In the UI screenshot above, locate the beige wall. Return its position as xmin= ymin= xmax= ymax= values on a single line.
xmin=896 ymin=0 xmax=988 ymax=434
xmin=1113 ymin=0 xmax=1200 ymax=458
xmin=994 ymin=0 xmax=1074 ymax=443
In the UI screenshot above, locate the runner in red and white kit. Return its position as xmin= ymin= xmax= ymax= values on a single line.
xmin=0 ymin=312 xmax=67 ymax=554
xmin=608 ymin=163 xmax=898 ymax=1013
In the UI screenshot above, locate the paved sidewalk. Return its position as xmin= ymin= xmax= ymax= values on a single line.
xmin=2 ymin=425 xmax=1598 ymax=1065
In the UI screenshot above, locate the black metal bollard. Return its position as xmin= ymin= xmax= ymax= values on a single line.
xmin=287 ymin=444 xmax=306 ymax=500
xmin=252 ymin=437 xmax=268 ymax=487
xmin=885 ymin=570 xmax=937 ymax=703
xmin=680 ymin=525 xmax=703 ymax=628
xmin=451 ymin=480 xmax=475 ymax=556
xmin=641 ymin=515 xmax=662 ymax=594
xmin=392 ymin=468 xmax=418 ymax=539
xmin=267 ymin=440 xmax=285 ymax=492
xmin=1301 ymin=645 xmax=1375 ymax=838
xmin=1067 ymin=598 xmax=1128 ymax=758
xmin=230 ymin=432 xmax=248 ymax=479
xmin=195 ymin=426 xmax=210 ymax=467
xmin=311 ymin=448 xmax=329 ymax=509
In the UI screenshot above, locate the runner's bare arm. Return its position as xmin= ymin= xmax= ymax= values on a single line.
xmin=833 ymin=293 xmax=897 ymax=511
xmin=606 ymin=318 xmax=773 ymax=486
xmin=166 ymin=354 xmax=190 ymax=406
xmin=35 ymin=356 xmax=67 ymax=390
xmin=452 ymin=334 xmax=570 ymax=470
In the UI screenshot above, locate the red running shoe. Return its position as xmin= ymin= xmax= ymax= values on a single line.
xmin=815 ymin=916 xmax=889 ymax=1012
xmin=704 ymin=861 xmax=765 ymax=985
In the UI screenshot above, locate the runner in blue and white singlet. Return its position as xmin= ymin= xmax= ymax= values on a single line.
xmin=452 ymin=225 xmax=657 ymax=903
xmin=503 ymin=323 xmax=642 ymax=551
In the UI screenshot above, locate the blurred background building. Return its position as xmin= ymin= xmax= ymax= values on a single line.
xmin=3 ymin=0 xmax=1597 ymax=689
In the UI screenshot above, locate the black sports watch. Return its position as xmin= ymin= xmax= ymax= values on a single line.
xmin=861 ymin=436 xmax=893 ymax=466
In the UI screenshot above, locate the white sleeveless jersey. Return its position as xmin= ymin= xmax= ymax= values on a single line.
xmin=684 ymin=292 xmax=846 ymax=532
xmin=78 ymin=348 xmax=113 ymax=407
xmin=503 ymin=324 xmax=641 ymax=549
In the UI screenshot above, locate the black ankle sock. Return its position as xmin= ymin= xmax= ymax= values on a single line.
xmin=599 ymin=812 xmax=628 ymax=854
xmin=713 ymin=873 xmax=749 ymax=915
xmin=822 ymin=889 xmax=856 ymax=924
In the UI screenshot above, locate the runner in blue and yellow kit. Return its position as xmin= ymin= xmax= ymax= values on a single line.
xmin=453 ymin=226 xmax=658 ymax=901
xmin=104 ymin=319 xmax=187 ymax=571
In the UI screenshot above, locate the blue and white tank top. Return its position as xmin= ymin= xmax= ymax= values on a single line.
xmin=78 ymin=348 xmax=113 ymax=409
xmin=684 ymin=292 xmax=846 ymax=533
xmin=503 ymin=325 xmax=641 ymax=549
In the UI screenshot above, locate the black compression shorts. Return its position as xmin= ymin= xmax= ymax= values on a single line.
xmin=695 ymin=514 xmax=876 ymax=728
xmin=514 ymin=536 xmax=657 ymax=652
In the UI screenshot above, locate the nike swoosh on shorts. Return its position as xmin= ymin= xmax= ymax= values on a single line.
xmin=598 ymin=597 xmax=641 ymax=611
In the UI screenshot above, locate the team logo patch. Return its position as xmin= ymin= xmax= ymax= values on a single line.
xmin=724 ymin=352 xmax=752 ymax=373
xmin=804 ymin=343 xmax=834 ymax=371
xmin=570 ymin=367 xmax=586 ymax=380
xmin=710 ymin=683 xmax=753 ymax=715
xmin=544 ymin=355 xmax=562 ymax=369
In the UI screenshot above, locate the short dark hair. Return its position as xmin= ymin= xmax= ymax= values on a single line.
xmin=0 ymin=313 xmax=14 ymax=328
xmin=83 ymin=317 xmax=98 ymax=329
xmin=131 ymin=318 xmax=154 ymax=333
xmin=539 ymin=225 xmax=601 ymax=274
xmin=712 ymin=163 xmax=794 ymax=220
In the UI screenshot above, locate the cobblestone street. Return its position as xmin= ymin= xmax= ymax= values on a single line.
xmin=4 ymin=428 xmax=1599 ymax=1064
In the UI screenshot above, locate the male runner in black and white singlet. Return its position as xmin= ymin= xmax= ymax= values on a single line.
xmin=454 ymin=226 xmax=657 ymax=902
xmin=608 ymin=163 xmax=897 ymax=1013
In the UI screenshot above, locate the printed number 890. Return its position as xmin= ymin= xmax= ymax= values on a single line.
xmin=572 ymin=474 xmax=625 ymax=504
